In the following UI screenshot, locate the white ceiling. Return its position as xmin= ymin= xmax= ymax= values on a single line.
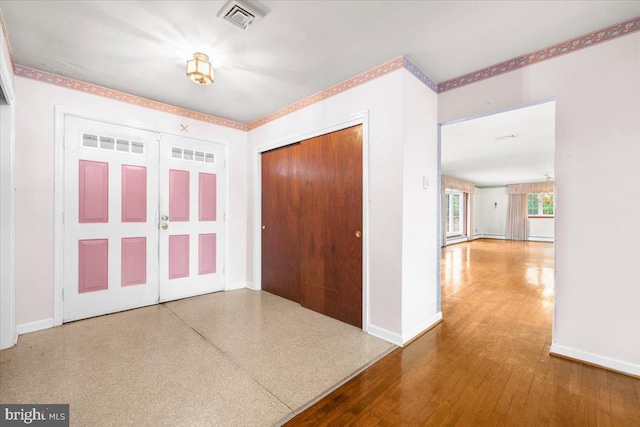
xmin=1 ymin=1 xmax=639 ymax=124
xmin=441 ymin=101 xmax=555 ymax=187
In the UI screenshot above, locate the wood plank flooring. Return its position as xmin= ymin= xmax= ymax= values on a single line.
xmin=286 ymin=239 xmax=640 ymax=426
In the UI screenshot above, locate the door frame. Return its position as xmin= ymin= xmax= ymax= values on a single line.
xmin=252 ymin=111 xmax=371 ymax=331
xmin=53 ymin=106 xmax=230 ymax=326
xmin=0 ymin=47 xmax=16 ymax=349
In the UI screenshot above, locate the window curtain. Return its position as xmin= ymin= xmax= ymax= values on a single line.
xmin=505 ymin=181 xmax=554 ymax=241
xmin=467 ymin=193 xmax=474 ymax=240
xmin=505 ymin=193 xmax=528 ymax=240
xmin=507 ymin=181 xmax=554 ymax=194
xmin=442 ymin=176 xmax=476 ymax=194
xmin=441 ymin=175 xmax=475 ymax=247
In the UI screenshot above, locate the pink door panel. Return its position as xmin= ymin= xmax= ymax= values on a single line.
xmin=198 ymin=233 xmax=217 ymax=275
xmin=169 ymin=234 xmax=189 ymax=279
xmin=79 ymin=160 xmax=109 ymax=223
xmin=121 ymin=237 xmax=146 ymax=286
xmin=169 ymin=169 xmax=190 ymax=221
xmin=199 ymin=173 xmax=217 ymax=221
xmin=78 ymin=239 xmax=108 ymax=293
xmin=122 ymin=165 xmax=147 ymax=222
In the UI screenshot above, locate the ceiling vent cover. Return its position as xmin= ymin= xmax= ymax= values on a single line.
xmin=217 ymin=0 xmax=265 ymax=30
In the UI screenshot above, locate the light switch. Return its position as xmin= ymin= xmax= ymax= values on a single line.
xmin=422 ymin=176 xmax=429 ymax=189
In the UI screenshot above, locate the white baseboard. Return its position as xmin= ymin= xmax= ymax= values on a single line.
xmin=478 ymin=234 xmax=506 ymax=240
xmin=446 ymin=236 xmax=469 ymax=245
xmin=475 ymin=234 xmax=554 ymax=243
xmin=225 ymin=282 xmax=249 ymax=291
xmin=403 ymin=311 xmax=443 ymax=345
xmin=245 ymin=281 xmax=259 ymax=291
xmin=367 ymin=323 xmax=402 ymax=346
xmin=550 ymin=344 xmax=640 ymax=377
xmin=16 ymin=318 xmax=54 ymax=336
xmin=528 ymin=236 xmax=554 ymax=242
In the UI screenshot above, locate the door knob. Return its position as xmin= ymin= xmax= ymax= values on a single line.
xmin=262 ymin=225 xmax=266 ymax=230
xmin=161 ymin=223 xmax=169 ymax=230
xmin=161 ymin=215 xmax=168 ymax=221
xmin=355 ymin=231 xmax=362 ymax=238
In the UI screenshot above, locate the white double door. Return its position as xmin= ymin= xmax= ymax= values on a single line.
xmin=63 ymin=116 xmax=225 ymax=322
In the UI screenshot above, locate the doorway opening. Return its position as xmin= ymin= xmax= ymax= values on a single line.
xmin=438 ymin=99 xmax=556 ymax=312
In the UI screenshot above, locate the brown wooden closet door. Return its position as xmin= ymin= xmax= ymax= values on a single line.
xmin=299 ymin=125 xmax=363 ymax=327
xmin=261 ymin=144 xmax=301 ymax=302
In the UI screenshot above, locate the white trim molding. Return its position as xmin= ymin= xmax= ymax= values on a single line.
xmin=477 ymin=234 xmax=506 ymax=240
xmin=528 ymin=236 xmax=554 ymax=242
xmin=0 ymin=26 xmax=16 ymax=350
xmin=16 ymin=318 xmax=55 ymax=336
xmin=446 ymin=236 xmax=469 ymax=245
xmin=550 ymin=344 xmax=640 ymax=378
xmin=471 ymin=234 xmax=554 ymax=243
xmin=225 ymin=282 xmax=249 ymax=291
xmin=252 ymin=111 xmax=371 ymax=332
xmin=403 ymin=311 xmax=443 ymax=345
xmin=368 ymin=324 xmax=403 ymax=346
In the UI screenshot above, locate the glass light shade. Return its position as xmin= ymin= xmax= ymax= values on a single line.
xmin=186 ymin=53 xmax=214 ymax=85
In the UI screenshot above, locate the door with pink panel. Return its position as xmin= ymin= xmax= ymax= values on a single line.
xmin=63 ymin=116 xmax=160 ymax=321
xmin=158 ymin=134 xmax=225 ymax=302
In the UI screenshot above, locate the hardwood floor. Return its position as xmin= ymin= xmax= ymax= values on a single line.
xmin=286 ymin=239 xmax=640 ymax=426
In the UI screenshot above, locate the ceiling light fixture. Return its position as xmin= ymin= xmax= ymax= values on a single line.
xmin=186 ymin=53 xmax=214 ymax=85
xmin=537 ymin=193 xmax=553 ymax=205
xmin=538 ymin=174 xmax=553 ymax=205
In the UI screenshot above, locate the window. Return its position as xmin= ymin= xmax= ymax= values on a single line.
xmin=528 ymin=193 xmax=554 ymax=216
xmin=445 ymin=190 xmax=464 ymax=235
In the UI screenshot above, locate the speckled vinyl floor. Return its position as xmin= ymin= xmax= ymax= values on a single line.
xmin=0 ymin=289 xmax=394 ymax=426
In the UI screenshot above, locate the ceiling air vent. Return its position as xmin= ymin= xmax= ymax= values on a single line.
xmin=217 ymin=0 xmax=265 ymax=30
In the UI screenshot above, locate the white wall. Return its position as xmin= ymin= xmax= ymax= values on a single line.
xmin=14 ymin=77 xmax=248 ymax=327
xmin=0 ymin=18 xmax=16 ymax=349
xmin=475 ymin=187 xmax=508 ymax=237
xmin=439 ymin=32 xmax=640 ymax=375
xmin=248 ymin=68 xmax=440 ymax=345
xmin=401 ymin=69 xmax=441 ymax=340
xmin=528 ymin=217 xmax=554 ymax=241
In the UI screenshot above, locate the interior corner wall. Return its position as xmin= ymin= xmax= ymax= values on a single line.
xmin=439 ymin=32 xmax=640 ymax=375
xmin=400 ymin=70 xmax=440 ymax=343
xmin=0 ymin=21 xmax=16 ymax=349
xmin=247 ymin=70 xmax=407 ymax=343
xmin=14 ymin=77 xmax=248 ymax=327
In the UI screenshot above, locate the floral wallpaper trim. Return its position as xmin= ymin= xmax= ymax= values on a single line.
xmin=438 ymin=16 xmax=640 ymax=92
xmin=14 ymin=65 xmax=248 ymax=131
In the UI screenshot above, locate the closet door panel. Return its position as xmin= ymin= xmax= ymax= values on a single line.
xmin=299 ymin=125 xmax=363 ymax=327
xmin=261 ymin=144 xmax=301 ymax=302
